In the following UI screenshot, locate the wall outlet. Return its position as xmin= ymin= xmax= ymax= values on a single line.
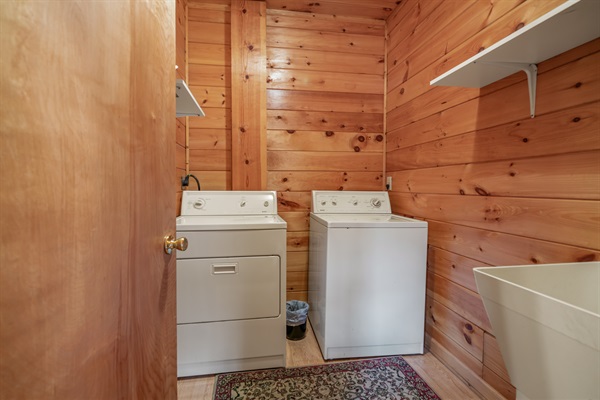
xmin=386 ymin=176 xmax=392 ymax=190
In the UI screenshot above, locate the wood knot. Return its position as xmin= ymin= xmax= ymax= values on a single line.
xmin=573 ymin=117 xmax=581 ymax=122
xmin=282 ymin=177 xmax=288 ymax=182
xmin=242 ymin=8 xmax=247 ymax=13
xmin=399 ymin=88 xmax=405 ymax=95
xmin=375 ymin=135 xmax=384 ymax=142
xmin=383 ymin=7 xmax=392 ymax=11
xmin=248 ymin=44 xmax=254 ymax=51
xmin=575 ymin=82 xmax=582 ymax=88
xmin=287 ymin=130 xmax=296 ymax=134
xmin=522 ymin=137 xmax=528 ymax=142
xmin=244 ymin=159 xmax=249 ymax=164
xmin=531 ymin=257 xmax=538 ymax=263
xmin=354 ymin=146 xmax=361 ymax=152
xmin=245 ymin=74 xmax=249 ymax=80
xmin=276 ymin=115 xmax=282 ymax=120
xmin=266 ymin=77 xmax=273 ymax=83
xmin=463 ymin=333 xmax=472 ymax=345
xmin=474 ymin=186 xmax=489 ymax=196
xmin=240 ymin=127 xmax=246 ymax=133
xmin=516 ymin=22 xmax=525 ymax=30
xmin=359 ymin=127 xmax=365 ymax=131
xmin=325 ymin=131 xmax=334 ymax=136
xmin=459 ymin=189 xmax=465 ymax=195
xmin=509 ymin=172 xmax=516 ymax=177
xmin=321 ymin=118 xmax=327 ymax=123
xmin=478 ymin=46 xmax=485 ymax=53
xmin=358 ymin=136 xmax=365 ymax=142
xmin=577 ymin=253 xmax=596 ymax=262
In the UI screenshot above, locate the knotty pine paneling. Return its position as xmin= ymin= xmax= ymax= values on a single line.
xmin=267 ymin=110 xmax=383 ymax=132
xmin=267 ymin=69 xmax=383 ymax=94
xmin=427 ymin=246 xmax=489 ymax=294
xmin=188 ymin=64 xmax=231 ymax=87
xmin=230 ymin=0 xmax=267 ymax=190
xmin=386 ymin=1 xmax=598 ymax=396
xmin=186 ymin=1 xmax=232 ymax=191
xmin=426 ymin=297 xmax=484 ymax=362
xmin=268 ymin=171 xmax=383 ymax=192
xmin=266 ymin=9 xmax=384 ymax=300
xmin=387 ymin=102 xmax=599 ymax=160
xmin=392 ymin=192 xmax=599 ymax=249
xmin=267 ymin=90 xmax=383 ymax=113
xmin=267 ymin=9 xmax=385 ymax=36
xmin=267 ymin=130 xmax=384 ymax=152
xmin=268 ymin=47 xmax=384 ymax=75
xmin=265 ymin=0 xmax=397 ymax=21
xmin=389 ymin=150 xmax=600 ymax=200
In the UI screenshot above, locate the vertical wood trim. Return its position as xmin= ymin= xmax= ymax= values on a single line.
xmin=231 ymin=0 xmax=267 ymax=190
xmin=382 ymin=21 xmax=388 ymax=190
xmin=185 ymin=0 xmax=190 ymax=176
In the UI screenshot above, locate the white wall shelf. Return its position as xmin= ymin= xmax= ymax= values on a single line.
xmin=176 ymin=79 xmax=205 ymax=117
xmin=430 ymin=0 xmax=600 ymax=118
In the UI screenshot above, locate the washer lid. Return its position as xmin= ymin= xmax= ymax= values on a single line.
xmin=176 ymin=215 xmax=287 ymax=231
xmin=311 ymin=213 xmax=427 ymax=228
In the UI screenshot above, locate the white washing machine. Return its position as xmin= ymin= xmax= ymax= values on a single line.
xmin=176 ymin=191 xmax=286 ymax=377
xmin=308 ymin=191 xmax=428 ymax=360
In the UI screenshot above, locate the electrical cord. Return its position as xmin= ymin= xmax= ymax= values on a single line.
xmin=181 ymin=174 xmax=201 ymax=190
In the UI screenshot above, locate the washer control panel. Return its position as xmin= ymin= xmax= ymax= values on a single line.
xmin=312 ymin=191 xmax=391 ymax=214
xmin=181 ymin=191 xmax=278 ymax=215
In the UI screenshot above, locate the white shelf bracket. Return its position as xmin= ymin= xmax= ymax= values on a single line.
xmin=479 ymin=62 xmax=538 ymax=118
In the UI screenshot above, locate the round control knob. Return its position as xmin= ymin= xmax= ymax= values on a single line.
xmin=352 ymin=200 xmax=358 ymax=206
xmin=193 ymin=199 xmax=205 ymax=209
xmin=321 ymin=201 xmax=327 ymax=206
xmin=240 ymin=200 xmax=246 ymax=207
xmin=264 ymin=201 xmax=270 ymax=207
xmin=371 ymin=198 xmax=382 ymax=208
xmin=332 ymin=201 xmax=337 ymax=206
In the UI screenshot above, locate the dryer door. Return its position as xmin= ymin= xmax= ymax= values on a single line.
xmin=177 ymin=256 xmax=280 ymax=324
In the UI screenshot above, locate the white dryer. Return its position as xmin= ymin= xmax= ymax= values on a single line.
xmin=308 ymin=191 xmax=428 ymax=360
xmin=176 ymin=191 xmax=286 ymax=377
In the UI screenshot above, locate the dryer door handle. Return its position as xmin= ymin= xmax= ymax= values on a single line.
xmin=212 ymin=263 xmax=238 ymax=275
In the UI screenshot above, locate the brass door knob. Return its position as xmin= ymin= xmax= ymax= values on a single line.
xmin=164 ymin=235 xmax=188 ymax=255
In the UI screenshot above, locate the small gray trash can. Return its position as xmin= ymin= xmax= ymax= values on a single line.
xmin=286 ymin=300 xmax=309 ymax=340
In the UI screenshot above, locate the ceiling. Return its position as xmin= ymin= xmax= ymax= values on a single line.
xmin=265 ymin=0 xmax=400 ymax=20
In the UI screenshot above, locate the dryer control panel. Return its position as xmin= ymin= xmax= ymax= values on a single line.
xmin=181 ymin=191 xmax=278 ymax=215
xmin=312 ymin=191 xmax=391 ymax=214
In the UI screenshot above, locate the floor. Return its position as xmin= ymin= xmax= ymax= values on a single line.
xmin=177 ymin=321 xmax=482 ymax=399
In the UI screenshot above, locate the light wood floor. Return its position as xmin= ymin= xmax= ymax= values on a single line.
xmin=177 ymin=321 xmax=482 ymax=399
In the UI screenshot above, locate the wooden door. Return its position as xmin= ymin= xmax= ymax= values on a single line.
xmin=0 ymin=2 xmax=177 ymax=399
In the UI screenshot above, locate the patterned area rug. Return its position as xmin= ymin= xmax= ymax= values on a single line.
xmin=213 ymin=356 xmax=441 ymax=400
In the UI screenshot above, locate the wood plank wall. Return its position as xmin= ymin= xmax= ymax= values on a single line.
xmin=265 ymin=9 xmax=386 ymax=301
xmin=176 ymin=0 xmax=187 ymax=214
xmin=385 ymin=0 xmax=600 ymax=398
xmin=187 ymin=0 xmax=232 ymax=190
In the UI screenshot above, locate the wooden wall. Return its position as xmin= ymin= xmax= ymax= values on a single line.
xmin=385 ymin=0 xmax=600 ymax=399
xmin=187 ymin=0 xmax=232 ymax=190
xmin=265 ymin=9 xmax=386 ymax=301
xmin=176 ymin=0 xmax=187 ymax=214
